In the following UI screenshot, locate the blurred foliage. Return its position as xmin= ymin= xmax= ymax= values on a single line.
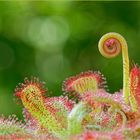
xmin=0 ymin=1 xmax=140 ymax=119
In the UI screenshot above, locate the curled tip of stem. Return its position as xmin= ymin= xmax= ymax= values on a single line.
xmin=98 ymin=32 xmax=126 ymax=58
xmin=98 ymin=32 xmax=133 ymax=109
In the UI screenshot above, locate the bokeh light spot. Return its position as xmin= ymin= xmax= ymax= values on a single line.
xmin=27 ymin=16 xmax=70 ymax=53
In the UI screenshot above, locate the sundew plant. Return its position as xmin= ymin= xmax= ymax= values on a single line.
xmin=1 ymin=32 xmax=140 ymax=140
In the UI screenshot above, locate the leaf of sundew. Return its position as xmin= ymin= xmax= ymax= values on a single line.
xmin=15 ymin=78 xmax=67 ymax=138
xmin=44 ymin=97 xmax=74 ymax=129
xmin=67 ymin=102 xmax=89 ymax=136
xmin=22 ymin=87 xmax=67 ymax=138
xmin=93 ymin=97 xmax=121 ymax=109
xmin=129 ymin=65 xmax=140 ymax=112
xmin=82 ymin=93 xmax=127 ymax=131
xmin=63 ymin=71 xmax=106 ymax=95
xmin=0 ymin=115 xmax=28 ymax=136
xmin=23 ymin=97 xmax=75 ymax=134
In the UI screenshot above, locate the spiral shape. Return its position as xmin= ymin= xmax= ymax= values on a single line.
xmin=98 ymin=32 xmax=127 ymax=58
xmin=98 ymin=32 xmax=132 ymax=108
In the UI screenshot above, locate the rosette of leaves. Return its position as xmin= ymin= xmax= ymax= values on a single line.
xmin=1 ymin=32 xmax=140 ymax=140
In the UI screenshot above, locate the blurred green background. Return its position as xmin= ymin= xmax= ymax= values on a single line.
xmin=0 ymin=1 xmax=140 ymax=119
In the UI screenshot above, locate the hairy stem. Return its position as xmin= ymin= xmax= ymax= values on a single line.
xmin=98 ymin=32 xmax=130 ymax=105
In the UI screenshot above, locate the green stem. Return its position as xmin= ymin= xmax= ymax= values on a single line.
xmin=67 ymin=102 xmax=88 ymax=136
xmin=98 ymin=32 xmax=130 ymax=104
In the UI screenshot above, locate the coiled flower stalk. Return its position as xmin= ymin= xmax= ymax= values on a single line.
xmin=98 ymin=32 xmax=137 ymax=111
